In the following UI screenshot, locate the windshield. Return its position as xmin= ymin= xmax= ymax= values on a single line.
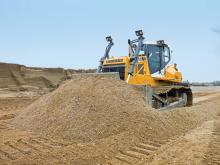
xmin=145 ymin=44 xmax=170 ymax=74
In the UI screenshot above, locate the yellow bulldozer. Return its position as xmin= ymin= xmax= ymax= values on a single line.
xmin=97 ymin=30 xmax=193 ymax=109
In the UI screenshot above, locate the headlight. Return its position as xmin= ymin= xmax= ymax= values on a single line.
xmin=135 ymin=30 xmax=143 ymax=37
xmin=106 ymin=36 xmax=112 ymax=42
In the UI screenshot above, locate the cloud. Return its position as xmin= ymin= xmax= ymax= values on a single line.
xmin=212 ymin=28 xmax=220 ymax=34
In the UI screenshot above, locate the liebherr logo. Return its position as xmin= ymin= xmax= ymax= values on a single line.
xmin=106 ymin=59 xmax=123 ymax=63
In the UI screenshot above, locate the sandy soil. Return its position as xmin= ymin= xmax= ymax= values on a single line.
xmin=141 ymin=120 xmax=215 ymax=164
xmin=0 ymin=81 xmax=220 ymax=165
xmin=192 ymin=86 xmax=220 ymax=99
xmin=140 ymin=115 xmax=220 ymax=165
xmin=191 ymin=86 xmax=220 ymax=93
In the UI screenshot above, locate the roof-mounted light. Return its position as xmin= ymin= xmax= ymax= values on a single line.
xmin=106 ymin=36 xmax=112 ymax=42
xmin=157 ymin=40 xmax=165 ymax=45
xmin=135 ymin=30 xmax=144 ymax=37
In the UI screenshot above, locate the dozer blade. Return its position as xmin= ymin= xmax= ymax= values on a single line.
xmin=158 ymin=97 xmax=188 ymax=110
xmin=147 ymin=85 xmax=193 ymax=110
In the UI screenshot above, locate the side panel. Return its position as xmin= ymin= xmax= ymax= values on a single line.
xmin=127 ymin=56 xmax=153 ymax=85
xmin=126 ymin=56 xmax=182 ymax=87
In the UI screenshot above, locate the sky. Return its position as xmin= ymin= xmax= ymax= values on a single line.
xmin=0 ymin=0 xmax=219 ymax=82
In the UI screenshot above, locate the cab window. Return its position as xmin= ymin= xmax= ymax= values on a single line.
xmin=146 ymin=44 xmax=170 ymax=74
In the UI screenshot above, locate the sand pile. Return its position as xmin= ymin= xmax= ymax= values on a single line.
xmin=13 ymin=76 xmax=149 ymax=142
xmin=13 ymin=76 xmax=220 ymax=146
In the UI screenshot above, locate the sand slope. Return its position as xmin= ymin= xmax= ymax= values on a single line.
xmin=9 ymin=76 xmax=220 ymax=164
xmin=13 ymin=76 xmax=149 ymax=142
xmin=13 ymin=77 xmax=220 ymax=142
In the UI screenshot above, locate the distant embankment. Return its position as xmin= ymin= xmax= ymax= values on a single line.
xmin=0 ymin=62 xmax=95 ymax=90
xmin=191 ymin=81 xmax=220 ymax=86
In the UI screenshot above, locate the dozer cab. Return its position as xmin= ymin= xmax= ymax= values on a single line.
xmin=97 ymin=30 xmax=193 ymax=109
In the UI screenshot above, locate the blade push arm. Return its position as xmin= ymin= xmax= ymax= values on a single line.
xmin=97 ymin=36 xmax=114 ymax=73
xmin=127 ymin=30 xmax=145 ymax=82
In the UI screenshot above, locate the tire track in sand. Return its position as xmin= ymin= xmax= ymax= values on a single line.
xmin=203 ymin=119 xmax=220 ymax=164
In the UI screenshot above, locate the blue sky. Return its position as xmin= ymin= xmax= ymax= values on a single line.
xmin=0 ymin=0 xmax=219 ymax=82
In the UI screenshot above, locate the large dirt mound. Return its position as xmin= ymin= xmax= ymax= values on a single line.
xmin=13 ymin=76 xmax=149 ymax=142
xmin=13 ymin=76 xmax=220 ymax=147
xmin=11 ymin=76 xmax=220 ymax=164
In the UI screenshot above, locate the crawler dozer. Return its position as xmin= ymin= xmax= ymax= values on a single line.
xmin=97 ymin=30 xmax=193 ymax=109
